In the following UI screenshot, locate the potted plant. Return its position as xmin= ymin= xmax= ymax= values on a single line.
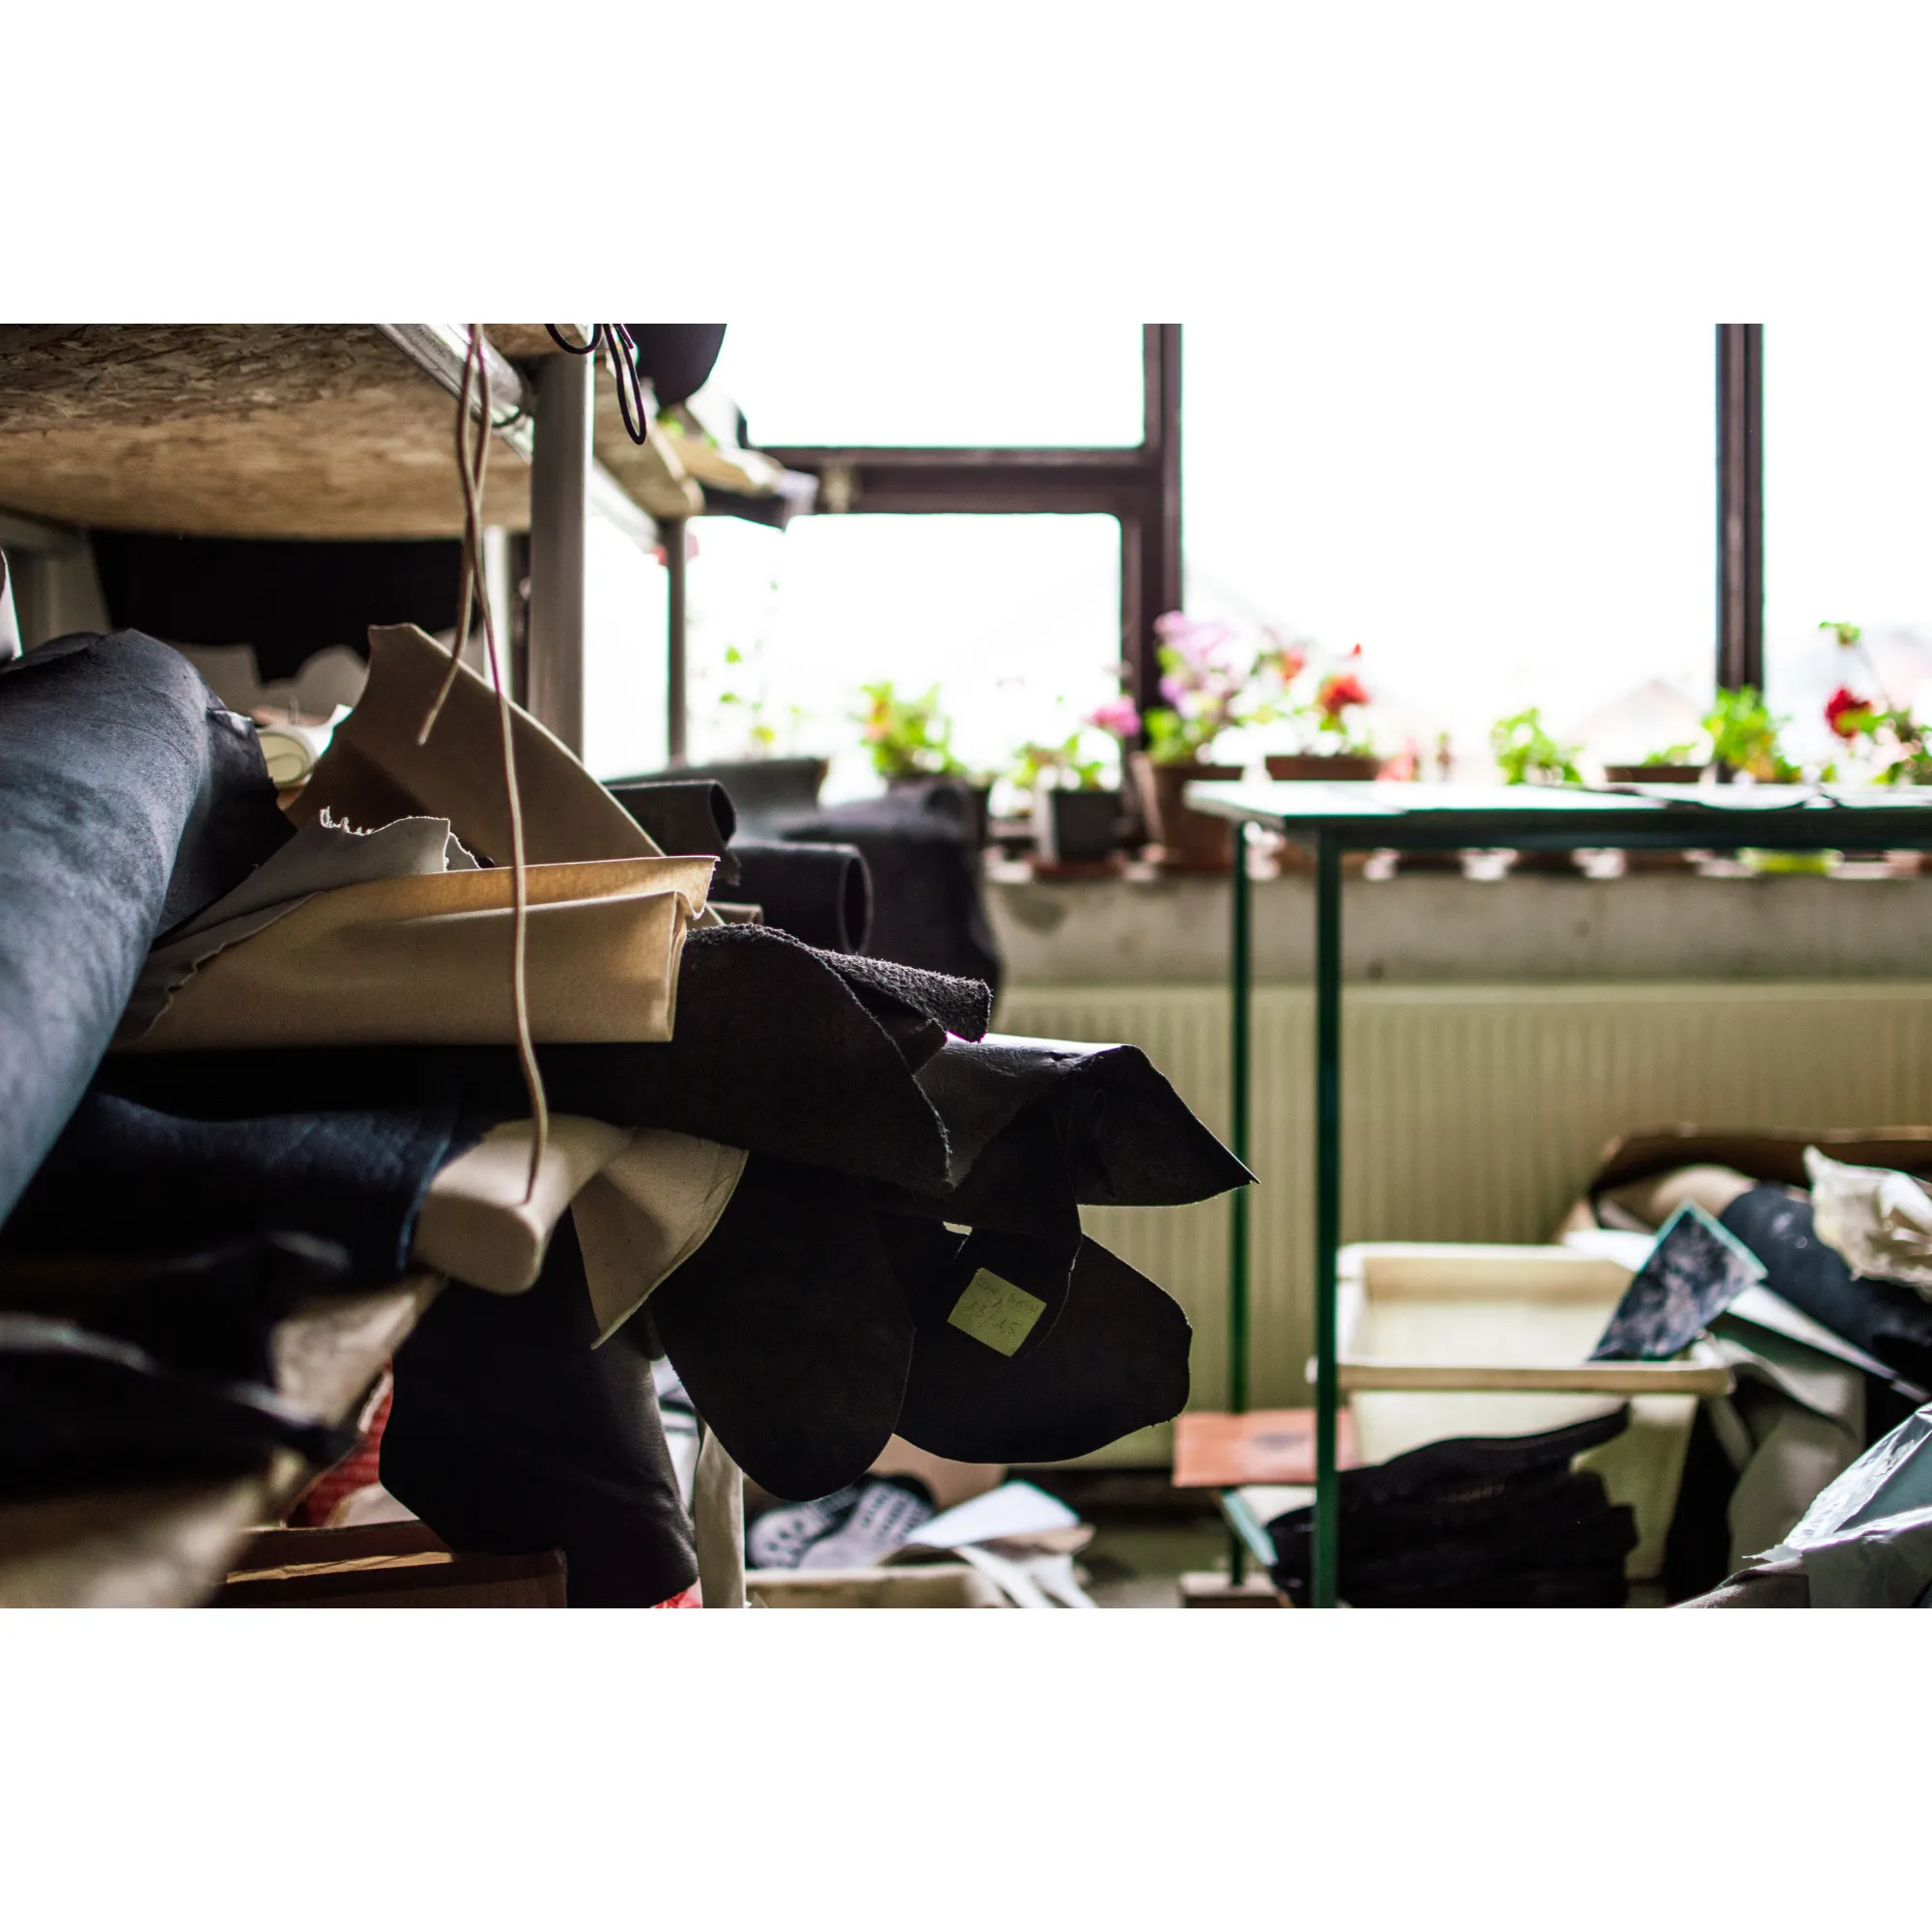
xmin=856 ymin=679 xmax=994 ymax=847
xmin=1019 ymin=706 xmax=1130 ymax=867
xmin=1700 ymin=686 xmax=1802 ymax=782
xmin=1487 ymin=707 xmax=1583 ymax=875
xmin=1131 ymin=613 xmax=1263 ymax=871
xmin=1262 ymin=640 xmax=1383 ymax=781
xmin=859 ymin=680 xmax=967 ymax=782
xmin=1603 ymin=745 xmax=1709 ymax=785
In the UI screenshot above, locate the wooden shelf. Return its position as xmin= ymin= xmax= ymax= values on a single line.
xmin=0 ymin=1277 xmax=438 ymax=1608
xmin=0 ymin=325 xmax=654 ymax=543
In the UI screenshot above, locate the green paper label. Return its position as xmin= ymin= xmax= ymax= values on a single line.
xmin=948 ymin=1269 xmax=1046 ymax=1357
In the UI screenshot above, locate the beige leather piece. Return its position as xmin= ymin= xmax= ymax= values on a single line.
xmin=572 ymin=1130 xmax=750 ymax=1342
xmin=127 ymin=856 xmax=715 ymax=1051
xmin=292 ymin=623 xmax=668 ymax=868
xmin=412 ymin=1116 xmax=635 ymax=1294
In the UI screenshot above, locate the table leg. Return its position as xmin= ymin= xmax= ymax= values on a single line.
xmin=1226 ymin=822 xmax=1252 ymax=1583
xmin=1313 ymin=828 xmax=1343 ymax=1607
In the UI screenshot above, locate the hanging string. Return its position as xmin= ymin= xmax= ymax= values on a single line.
xmin=544 ymin=323 xmax=651 ymax=445
xmin=418 ymin=327 xmax=550 ymax=1201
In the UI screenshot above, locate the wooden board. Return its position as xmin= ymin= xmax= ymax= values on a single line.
xmin=0 ymin=1278 xmax=436 ymax=1608
xmin=1172 ymin=1408 xmax=1360 ymax=1487
xmin=0 ymin=326 xmax=531 ymax=537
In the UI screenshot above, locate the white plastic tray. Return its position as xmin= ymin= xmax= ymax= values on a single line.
xmin=1329 ymin=1243 xmax=1733 ymax=1582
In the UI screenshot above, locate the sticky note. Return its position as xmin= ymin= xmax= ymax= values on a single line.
xmin=947 ymin=1269 xmax=1047 ymax=1356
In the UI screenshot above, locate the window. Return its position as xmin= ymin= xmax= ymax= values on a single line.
xmin=1763 ymin=320 xmax=1932 ymax=766
xmin=681 ymin=513 xmax=1123 ymax=800
xmin=1182 ymin=318 xmax=1715 ymax=773
xmin=709 ymin=323 xmax=1145 ymax=448
xmin=581 ymin=519 xmax=668 ymax=781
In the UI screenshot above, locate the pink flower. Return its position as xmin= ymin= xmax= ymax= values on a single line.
xmin=1087 ymin=696 xmax=1142 ymax=738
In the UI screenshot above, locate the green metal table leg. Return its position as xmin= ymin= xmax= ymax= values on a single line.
xmin=1227 ymin=822 xmax=1253 ymax=1583
xmin=1313 ymin=829 xmax=1343 ymax=1608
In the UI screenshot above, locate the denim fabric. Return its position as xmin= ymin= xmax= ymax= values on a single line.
xmin=0 ymin=630 xmax=290 ymax=1223
xmin=2 ymin=1092 xmax=476 ymax=1281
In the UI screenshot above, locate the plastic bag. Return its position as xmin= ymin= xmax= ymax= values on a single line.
xmin=1805 ymin=1146 xmax=1932 ymax=1295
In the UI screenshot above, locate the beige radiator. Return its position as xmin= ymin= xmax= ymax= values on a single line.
xmin=997 ymin=981 xmax=1932 ymax=1451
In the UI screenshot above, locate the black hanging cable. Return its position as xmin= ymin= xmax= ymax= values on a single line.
xmin=543 ymin=324 xmax=650 ymax=444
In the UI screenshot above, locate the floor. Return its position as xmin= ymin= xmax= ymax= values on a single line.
xmin=1022 ymin=1467 xmax=1233 ymax=1608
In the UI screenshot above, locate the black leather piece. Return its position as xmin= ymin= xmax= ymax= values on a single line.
xmin=892 ymin=1231 xmax=1192 ymax=1464
xmin=0 ymin=630 xmax=291 ymax=1223
xmin=383 ymin=1217 xmax=697 ymax=1608
xmin=730 ymin=839 xmax=872 ymax=954
xmin=650 ymin=1155 xmax=914 ymax=1501
xmin=1721 ymin=1185 xmax=1932 ymax=1388
xmin=1 ymin=1092 xmax=476 ymax=1281
xmin=877 ymin=1035 xmax=1253 ymax=1240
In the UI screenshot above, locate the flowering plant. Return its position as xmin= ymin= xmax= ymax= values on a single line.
xmin=1255 ymin=635 xmax=1376 ymax=756
xmin=1822 ymin=684 xmax=1932 ymax=782
xmin=1012 ymin=696 xmax=1140 ymax=793
xmin=858 ymin=680 xmax=967 ymax=781
xmin=1143 ymin=613 xmax=1269 ymax=765
xmin=1817 ymin=621 xmax=1932 ymax=782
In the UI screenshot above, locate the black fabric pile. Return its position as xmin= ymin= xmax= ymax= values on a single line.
xmin=611 ymin=766 xmax=997 ymax=983
xmin=2 ymin=629 xmax=1248 ymax=1607
xmin=0 ymin=1236 xmax=360 ymax=1498
xmin=1266 ymin=1409 xmax=1638 ymax=1607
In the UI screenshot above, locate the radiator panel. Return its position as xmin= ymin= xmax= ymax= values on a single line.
xmin=998 ymin=982 xmax=1932 ymax=1428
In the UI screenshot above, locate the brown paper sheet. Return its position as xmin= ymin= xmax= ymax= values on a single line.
xmin=293 ymin=623 xmax=668 ymax=868
xmin=127 ymin=856 xmax=715 ymax=1050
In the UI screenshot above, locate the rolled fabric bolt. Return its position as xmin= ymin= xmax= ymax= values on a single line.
xmin=0 ymin=1091 xmax=476 ymax=1283
xmin=608 ymin=780 xmax=739 ymax=882
xmin=728 ymin=839 xmax=872 ymax=954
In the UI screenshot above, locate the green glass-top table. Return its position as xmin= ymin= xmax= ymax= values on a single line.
xmin=1182 ymin=781 xmax=1932 ymax=1606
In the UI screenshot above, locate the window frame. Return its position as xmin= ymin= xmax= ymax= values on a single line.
xmin=759 ymin=325 xmax=1182 ymax=729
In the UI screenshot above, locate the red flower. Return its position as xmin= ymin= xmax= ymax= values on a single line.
xmin=1825 ymin=686 xmax=1875 ymax=739
xmin=1318 ymin=671 xmax=1370 ymax=718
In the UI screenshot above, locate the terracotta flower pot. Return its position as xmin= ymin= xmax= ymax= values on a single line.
xmin=1264 ymin=753 xmax=1383 ymax=782
xmin=1601 ymin=764 xmax=1708 ymax=868
xmin=1603 ymin=763 xmax=1706 ymax=785
xmin=1130 ymin=753 xmax=1244 ymax=871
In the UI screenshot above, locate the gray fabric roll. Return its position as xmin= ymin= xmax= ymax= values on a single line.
xmin=730 ymin=838 xmax=871 ymax=954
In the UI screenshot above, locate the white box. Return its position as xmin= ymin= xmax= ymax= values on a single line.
xmin=1329 ymin=1243 xmax=1735 ymax=1582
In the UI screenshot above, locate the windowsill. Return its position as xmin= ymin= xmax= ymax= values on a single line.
xmin=984 ymin=861 xmax=1932 ymax=986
